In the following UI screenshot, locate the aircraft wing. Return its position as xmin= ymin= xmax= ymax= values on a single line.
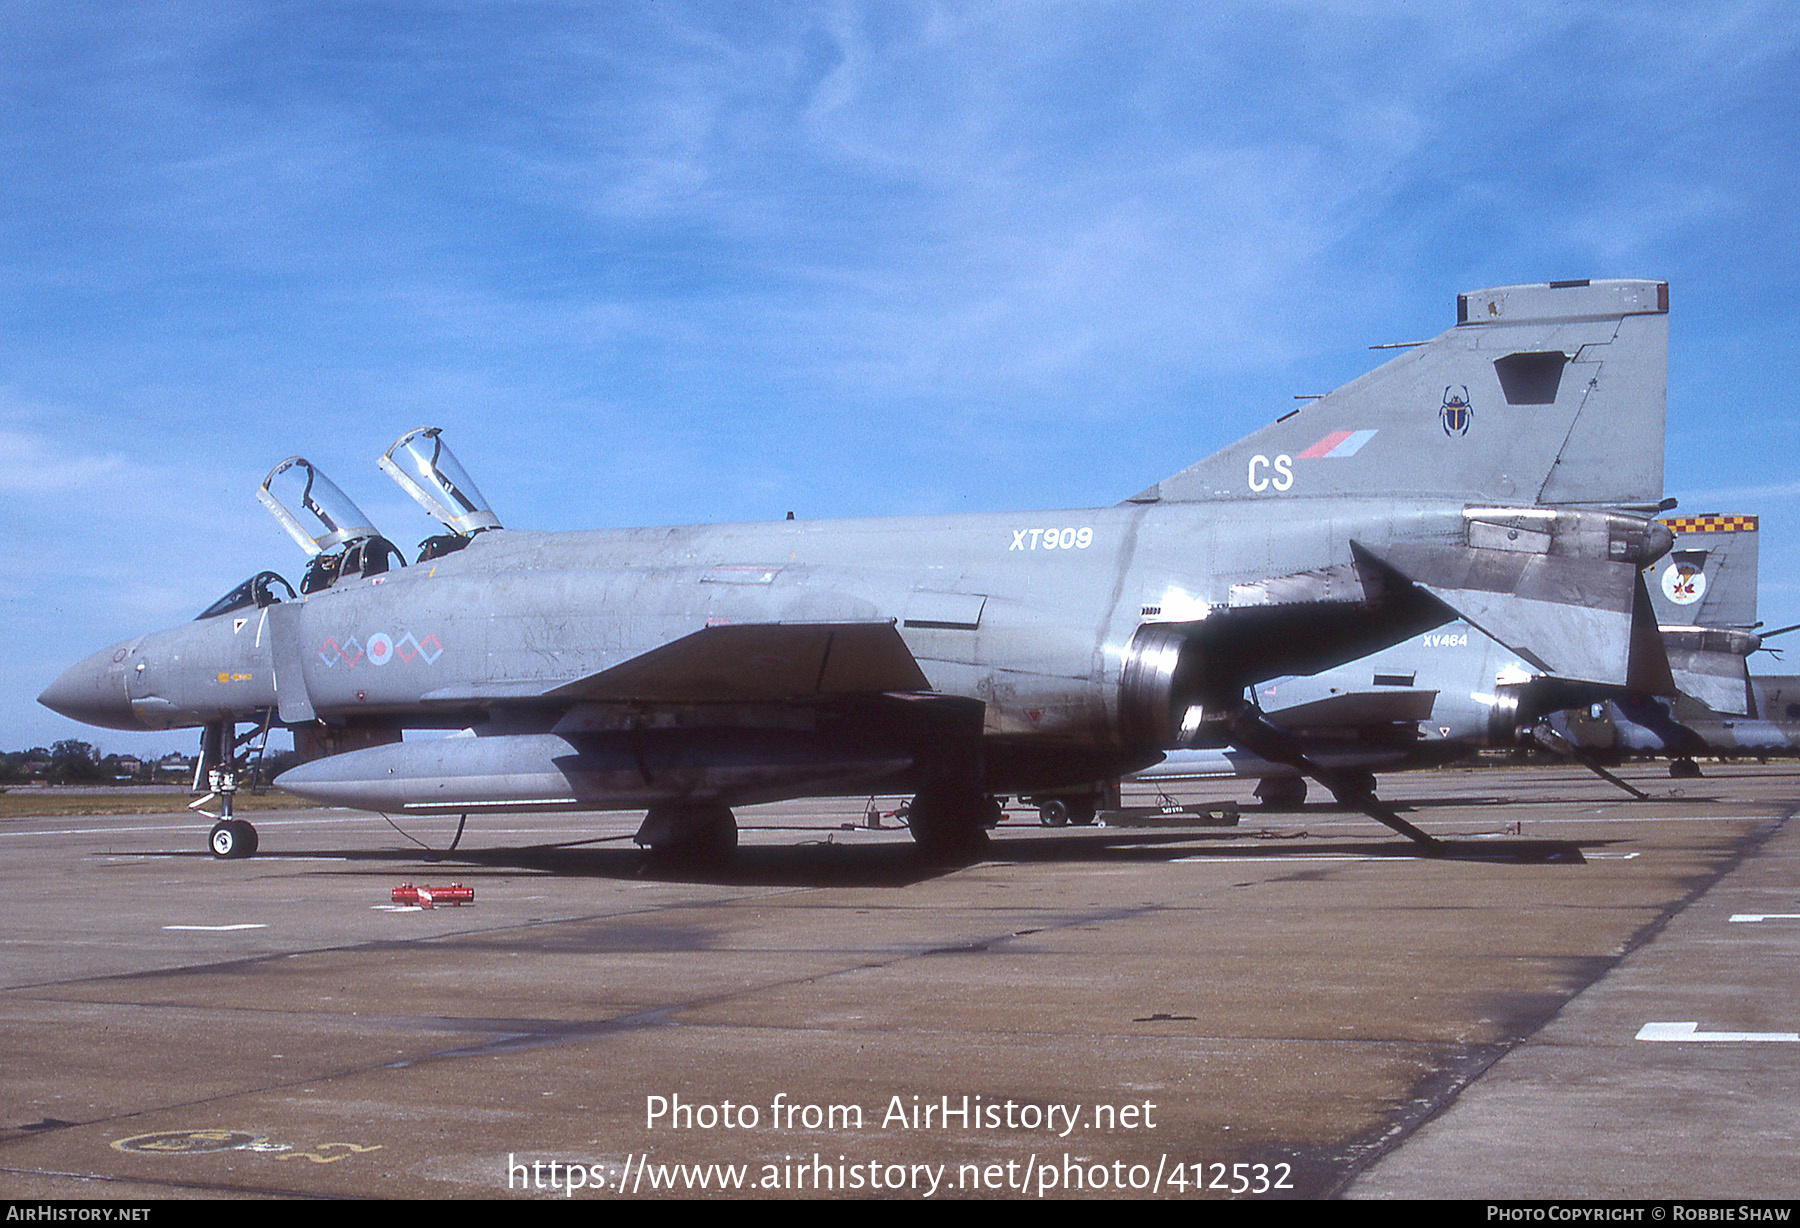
xmin=544 ymin=621 xmax=932 ymax=703
xmin=1263 ymin=688 xmax=1440 ymax=728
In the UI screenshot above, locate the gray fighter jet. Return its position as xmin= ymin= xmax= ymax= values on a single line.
xmin=1130 ymin=512 xmax=1767 ymax=808
xmin=1736 ymin=676 xmax=1800 ymax=754
xmin=1548 ymin=514 xmax=1790 ymax=770
xmin=39 ymin=280 xmax=1677 ymax=861
xmin=1124 ymin=618 xmax=1518 ymax=811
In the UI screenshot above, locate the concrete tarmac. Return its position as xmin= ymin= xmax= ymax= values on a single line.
xmin=0 ymin=762 xmax=1794 ymax=1200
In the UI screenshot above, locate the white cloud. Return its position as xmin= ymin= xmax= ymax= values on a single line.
xmin=0 ymin=427 xmax=129 ymax=495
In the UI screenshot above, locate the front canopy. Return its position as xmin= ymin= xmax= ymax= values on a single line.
xmin=257 ymin=457 xmax=382 ymax=556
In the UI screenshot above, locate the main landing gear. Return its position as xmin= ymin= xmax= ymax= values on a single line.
xmin=635 ymin=801 xmax=739 ymax=864
xmin=1253 ymin=775 xmax=1308 ymax=811
xmin=1035 ymin=796 xmax=1099 ymax=827
xmin=906 ymin=785 xmax=1000 ymax=862
xmin=1227 ymin=705 xmax=1442 ymax=853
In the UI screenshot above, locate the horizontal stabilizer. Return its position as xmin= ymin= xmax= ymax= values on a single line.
xmin=1665 ymin=646 xmax=1754 ymax=717
xmin=1361 ymin=541 xmax=1670 ymax=689
xmin=546 ymin=621 xmax=932 ymax=703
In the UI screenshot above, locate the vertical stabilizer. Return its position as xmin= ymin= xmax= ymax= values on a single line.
xmin=1645 ymin=514 xmax=1762 ymax=716
xmin=1131 ymin=279 xmax=1668 ymax=510
xmin=1649 ymin=514 xmax=1759 ymax=630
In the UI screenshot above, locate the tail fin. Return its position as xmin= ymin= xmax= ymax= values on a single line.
xmin=1130 ymin=279 xmax=1668 ymax=510
xmin=1647 ymin=513 xmax=1762 ymax=716
xmin=1650 ymin=514 xmax=1759 ymax=629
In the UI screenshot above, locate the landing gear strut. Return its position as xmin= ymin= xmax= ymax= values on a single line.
xmin=194 ymin=720 xmax=262 ymax=859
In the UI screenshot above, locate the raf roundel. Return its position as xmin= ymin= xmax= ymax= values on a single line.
xmin=366 ymin=632 xmax=395 ymax=666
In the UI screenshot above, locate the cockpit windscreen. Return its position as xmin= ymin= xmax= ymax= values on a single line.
xmin=196 ymin=571 xmax=296 ymax=620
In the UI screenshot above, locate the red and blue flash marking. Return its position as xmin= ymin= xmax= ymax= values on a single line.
xmin=1296 ymin=429 xmax=1377 ymax=459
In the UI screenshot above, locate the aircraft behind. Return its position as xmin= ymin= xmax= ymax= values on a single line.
xmin=1129 ymin=512 xmax=1772 ymax=809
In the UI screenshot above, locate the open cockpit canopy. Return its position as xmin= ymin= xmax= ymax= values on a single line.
xmin=257 ymin=456 xmax=403 ymax=593
xmin=380 ymin=427 xmax=502 ymax=538
xmin=258 ymin=457 xmax=381 ymax=556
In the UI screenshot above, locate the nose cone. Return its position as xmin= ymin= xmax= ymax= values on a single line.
xmin=39 ymin=642 xmax=141 ymax=731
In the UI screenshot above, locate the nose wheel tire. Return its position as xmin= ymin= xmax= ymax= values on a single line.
xmin=209 ymin=819 xmax=259 ymax=859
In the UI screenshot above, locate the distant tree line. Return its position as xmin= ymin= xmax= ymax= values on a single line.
xmin=0 ymin=741 xmax=302 ymax=786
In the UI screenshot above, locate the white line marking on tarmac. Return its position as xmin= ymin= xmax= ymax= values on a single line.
xmin=162 ymin=924 xmax=267 ymax=932
xmin=1499 ymin=815 xmax=1774 ymax=825
xmin=1261 ymin=815 xmax=1774 ymax=827
xmin=2 ymin=817 xmax=397 ymax=837
xmin=1636 ymin=1022 xmax=1800 ymax=1042
xmin=5 ymin=823 xmax=219 ymax=837
xmin=1729 ymin=913 xmax=1800 ymax=923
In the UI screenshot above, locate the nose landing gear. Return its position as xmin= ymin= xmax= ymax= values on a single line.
xmin=193 ymin=719 xmax=267 ymax=859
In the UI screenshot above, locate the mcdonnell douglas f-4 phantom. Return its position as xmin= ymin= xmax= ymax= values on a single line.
xmin=40 ymin=279 xmax=1677 ymax=861
xmin=1131 ymin=512 xmax=1770 ymax=808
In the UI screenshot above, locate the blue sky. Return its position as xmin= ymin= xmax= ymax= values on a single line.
xmin=5 ymin=1 xmax=1798 ymax=755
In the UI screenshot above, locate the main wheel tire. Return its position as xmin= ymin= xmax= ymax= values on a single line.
xmin=636 ymin=802 xmax=738 ymax=863
xmin=209 ymin=819 xmax=258 ymax=859
xmin=908 ymin=786 xmax=992 ymax=863
xmin=1039 ymin=800 xmax=1070 ymax=827
xmin=1255 ymin=776 xmax=1308 ymax=811
xmin=1670 ymin=758 xmax=1703 ymax=779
